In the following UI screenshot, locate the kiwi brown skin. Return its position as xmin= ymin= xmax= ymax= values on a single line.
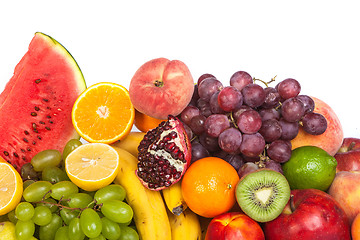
xmin=235 ymin=168 xmax=291 ymax=223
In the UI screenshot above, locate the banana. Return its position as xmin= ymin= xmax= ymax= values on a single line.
xmin=111 ymin=131 xmax=145 ymax=157
xmin=168 ymin=208 xmax=202 ymax=240
xmin=113 ymin=146 xmax=171 ymax=240
xmin=162 ymin=181 xmax=187 ymax=216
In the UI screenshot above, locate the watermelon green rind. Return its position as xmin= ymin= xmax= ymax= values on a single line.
xmin=0 ymin=32 xmax=86 ymax=171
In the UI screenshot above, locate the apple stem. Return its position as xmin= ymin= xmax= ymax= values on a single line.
xmin=290 ymin=194 xmax=295 ymax=213
xmin=349 ymin=141 xmax=356 ymax=151
xmin=154 ymin=80 xmax=164 ymax=87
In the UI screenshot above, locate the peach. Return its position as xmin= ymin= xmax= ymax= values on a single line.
xmin=328 ymin=171 xmax=360 ymax=224
xmin=291 ymin=96 xmax=343 ymax=156
xmin=205 ymin=212 xmax=265 ymax=240
xmin=129 ymin=58 xmax=194 ymax=119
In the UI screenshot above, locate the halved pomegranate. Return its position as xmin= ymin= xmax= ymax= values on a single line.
xmin=136 ymin=115 xmax=192 ymax=190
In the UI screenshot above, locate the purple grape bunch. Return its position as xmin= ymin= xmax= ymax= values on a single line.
xmin=179 ymin=71 xmax=327 ymax=178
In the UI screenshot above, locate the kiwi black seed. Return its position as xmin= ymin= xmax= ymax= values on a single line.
xmin=235 ymin=168 xmax=291 ymax=222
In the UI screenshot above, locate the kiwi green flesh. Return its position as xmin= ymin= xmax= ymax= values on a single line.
xmin=235 ymin=169 xmax=291 ymax=222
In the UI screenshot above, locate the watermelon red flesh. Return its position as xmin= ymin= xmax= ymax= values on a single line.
xmin=0 ymin=32 xmax=86 ymax=171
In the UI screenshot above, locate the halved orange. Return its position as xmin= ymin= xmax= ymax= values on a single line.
xmin=0 ymin=160 xmax=23 ymax=215
xmin=72 ymin=82 xmax=135 ymax=144
xmin=65 ymin=143 xmax=120 ymax=191
xmin=134 ymin=110 xmax=166 ymax=133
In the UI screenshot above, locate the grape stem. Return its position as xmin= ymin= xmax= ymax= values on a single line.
xmin=252 ymin=75 xmax=277 ymax=88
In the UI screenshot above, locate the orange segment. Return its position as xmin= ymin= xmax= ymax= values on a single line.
xmin=0 ymin=160 xmax=23 ymax=215
xmin=72 ymin=82 xmax=135 ymax=144
xmin=65 ymin=143 xmax=120 ymax=191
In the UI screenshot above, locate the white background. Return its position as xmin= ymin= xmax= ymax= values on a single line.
xmin=1 ymin=1 xmax=359 ymax=138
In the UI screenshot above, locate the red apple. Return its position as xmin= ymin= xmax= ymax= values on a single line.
xmin=205 ymin=212 xmax=265 ymax=240
xmin=335 ymin=138 xmax=360 ymax=172
xmin=264 ymin=189 xmax=351 ymax=240
xmin=328 ymin=171 xmax=360 ymax=224
xmin=291 ymin=96 xmax=343 ymax=156
xmin=129 ymin=57 xmax=194 ymax=119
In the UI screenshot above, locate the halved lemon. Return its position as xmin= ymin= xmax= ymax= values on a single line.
xmin=0 ymin=160 xmax=23 ymax=215
xmin=72 ymin=82 xmax=135 ymax=144
xmin=65 ymin=143 xmax=120 ymax=191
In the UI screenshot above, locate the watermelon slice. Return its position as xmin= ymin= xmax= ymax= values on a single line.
xmin=0 ymin=32 xmax=86 ymax=171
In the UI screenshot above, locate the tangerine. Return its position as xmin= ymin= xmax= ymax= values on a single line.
xmin=181 ymin=157 xmax=240 ymax=218
xmin=134 ymin=110 xmax=166 ymax=133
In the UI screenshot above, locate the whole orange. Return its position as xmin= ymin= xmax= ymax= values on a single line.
xmin=134 ymin=110 xmax=166 ymax=133
xmin=181 ymin=157 xmax=240 ymax=218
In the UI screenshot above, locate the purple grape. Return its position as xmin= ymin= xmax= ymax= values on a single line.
xmin=204 ymin=114 xmax=230 ymax=137
xmin=198 ymin=73 xmax=216 ymax=85
xmin=258 ymin=108 xmax=281 ymax=121
xmin=264 ymin=160 xmax=283 ymax=174
xmin=238 ymin=162 xmax=259 ymax=178
xmin=224 ymin=154 xmax=244 ymax=171
xmin=209 ymin=91 xmax=225 ymax=114
xmin=267 ymin=140 xmax=292 ymax=163
xmin=198 ymin=77 xmax=223 ymax=102
xmin=279 ymin=118 xmax=299 ymax=140
xmin=277 ymin=78 xmax=301 ymax=99
xmin=189 ymin=114 xmax=206 ymax=135
xmin=236 ymin=109 xmax=262 ymax=134
xmin=197 ymin=98 xmax=212 ymax=117
xmin=218 ymin=86 xmax=243 ymax=112
xmin=180 ymin=105 xmax=200 ymax=125
xmin=191 ymin=142 xmax=210 ymax=163
xmin=183 ymin=123 xmax=194 ymax=140
xmin=189 ymin=84 xmax=200 ymax=106
xmin=239 ymin=133 xmax=266 ymax=158
xmin=301 ymin=112 xmax=327 ymax=135
xmin=230 ymin=71 xmax=253 ymax=91
xmin=297 ymin=95 xmax=315 ymax=113
xmin=199 ymin=133 xmax=221 ymax=152
xmin=258 ymin=119 xmax=282 ymax=143
xmin=218 ymin=127 xmax=243 ymax=153
xmin=241 ymin=83 xmax=266 ymax=108
xmin=281 ymin=97 xmax=305 ymax=122
xmin=233 ymin=105 xmax=252 ymax=121
xmin=262 ymin=87 xmax=281 ymax=109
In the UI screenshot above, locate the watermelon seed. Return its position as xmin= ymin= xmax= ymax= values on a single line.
xmin=22 ymin=156 xmax=26 ymax=161
xmin=34 ymin=130 xmax=39 ymax=133
xmin=43 ymin=98 xmax=49 ymax=102
xmin=21 ymin=149 xmax=26 ymax=153
xmin=37 ymin=136 xmax=42 ymax=140
xmin=32 ymin=141 xmax=36 ymax=145
xmin=39 ymin=121 xmax=45 ymax=125
xmin=3 ymin=151 xmax=9 ymax=156
xmin=32 ymin=123 xmax=37 ymax=130
xmin=35 ymin=79 xmax=41 ymax=84
xmin=31 ymin=112 xmax=37 ymax=116
xmin=47 ymin=115 xmax=51 ymax=118
xmin=27 ymin=147 xmax=31 ymax=151
xmin=13 ymin=152 xmax=19 ymax=158
xmin=24 ymin=130 xmax=29 ymax=135
xmin=45 ymin=127 xmax=51 ymax=131
xmin=49 ymin=121 xmax=53 ymax=124
xmin=35 ymin=106 xmax=40 ymax=111
xmin=23 ymin=138 xmax=29 ymax=143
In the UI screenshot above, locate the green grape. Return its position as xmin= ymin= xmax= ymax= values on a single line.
xmin=32 ymin=205 xmax=53 ymax=226
xmin=7 ymin=209 xmax=18 ymax=224
xmin=94 ymin=184 xmax=126 ymax=204
xmin=89 ymin=234 xmax=106 ymax=240
xmin=36 ymin=197 xmax=58 ymax=213
xmin=15 ymin=220 xmax=35 ymax=240
xmin=50 ymin=181 xmax=79 ymax=200
xmin=63 ymin=139 xmax=83 ymax=160
xmin=68 ymin=217 xmax=86 ymax=240
xmin=80 ymin=208 xmax=102 ymax=238
xmin=15 ymin=202 xmax=35 ymax=221
xmin=23 ymin=181 xmax=52 ymax=202
xmin=118 ymin=219 xmax=132 ymax=227
xmin=68 ymin=192 xmax=94 ymax=209
xmin=23 ymin=179 xmax=36 ymax=190
xmin=101 ymin=217 xmax=121 ymax=240
xmin=101 ymin=200 xmax=133 ymax=224
xmin=31 ymin=149 xmax=62 ymax=172
xmin=55 ymin=226 xmax=70 ymax=240
xmin=39 ymin=213 xmax=63 ymax=240
xmin=119 ymin=225 xmax=139 ymax=240
xmin=60 ymin=208 xmax=80 ymax=225
xmin=42 ymin=166 xmax=70 ymax=183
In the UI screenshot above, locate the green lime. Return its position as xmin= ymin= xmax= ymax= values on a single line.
xmin=282 ymin=146 xmax=337 ymax=191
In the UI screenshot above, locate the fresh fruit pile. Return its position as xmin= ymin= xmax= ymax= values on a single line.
xmin=2 ymin=32 xmax=360 ymax=240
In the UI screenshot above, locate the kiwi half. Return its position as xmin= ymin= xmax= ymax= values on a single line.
xmin=235 ymin=168 xmax=291 ymax=222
